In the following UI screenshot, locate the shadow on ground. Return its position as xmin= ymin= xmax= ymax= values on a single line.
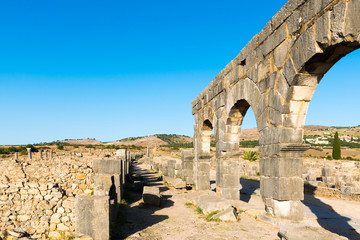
xmin=111 ymin=161 xmax=174 ymax=239
xmin=239 ymin=178 xmax=260 ymax=203
xmin=302 ymin=184 xmax=360 ymax=240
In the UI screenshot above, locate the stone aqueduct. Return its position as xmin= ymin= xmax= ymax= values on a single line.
xmin=192 ymin=0 xmax=360 ymax=221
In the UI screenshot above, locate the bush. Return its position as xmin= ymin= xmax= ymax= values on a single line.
xmin=243 ymin=150 xmax=259 ymax=161
xmin=57 ymin=144 xmax=64 ymax=150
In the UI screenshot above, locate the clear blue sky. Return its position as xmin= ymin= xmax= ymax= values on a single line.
xmin=0 ymin=0 xmax=359 ymax=145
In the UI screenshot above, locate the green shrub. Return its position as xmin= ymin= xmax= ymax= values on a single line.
xmin=243 ymin=150 xmax=259 ymax=161
xmin=195 ymin=206 xmax=203 ymax=214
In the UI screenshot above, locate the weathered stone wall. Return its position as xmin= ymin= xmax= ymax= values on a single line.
xmin=0 ymin=152 xmax=96 ymax=239
xmin=192 ymin=0 xmax=360 ymax=220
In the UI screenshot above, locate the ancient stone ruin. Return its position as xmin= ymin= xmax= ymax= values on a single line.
xmin=0 ymin=147 xmax=140 ymax=239
xmin=191 ymin=0 xmax=360 ymax=221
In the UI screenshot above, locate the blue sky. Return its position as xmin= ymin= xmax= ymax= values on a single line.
xmin=0 ymin=0 xmax=359 ymax=145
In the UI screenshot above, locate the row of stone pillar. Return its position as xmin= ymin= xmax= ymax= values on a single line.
xmin=17 ymin=148 xmax=54 ymax=161
xmin=75 ymin=149 xmax=137 ymax=240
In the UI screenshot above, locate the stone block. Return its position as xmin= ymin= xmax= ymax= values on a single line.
xmin=278 ymin=128 xmax=304 ymax=144
xmin=196 ymin=175 xmax=210 ymax=190
xmin=92 ymin=159 xmax=121 ymax=175
xmin=260 ymin=158 xmax=303 ymax=177
xmin=260 ymin=23 xmax=287 ymax=57
xmin=212 ymin=206 xmax=239 ymax=221
xmin=290 ymin=27 xmax=323 ymax=72
xmin=344 ymin=0 xmax=360 ymax=38
xmin=115 ymin=149 xmax=127 ymax=160
xmin=261 ymin=177 xmax=303 ymax=200
xmin=288 ymin=86 xmax=316 ymax=101
xmin=75 ymin=195 xmax=109 ymax=240
xmin=196 ymin=194 xmax=232 ymax=214
xmin=142 ymin=186 xmax=161 ymax=207
xmin=273 ymin=199 xmax=303 ymax=221
xmin=283 ymin=58 xmax=297 ymax=86
xmin=331 ymin=1 xmax=347 ymax=44
xmin=94 ymin=174 xmax=121 ymax=203
xmin=286 ymin=10 xmax=300 ymax=35
xmin=167 ymin=160 xmax=176 ymax=178
xmin=315 ymin=11 xmax=331 ymax=47
xmin=220 ymin=188 xmax=240 ymax=200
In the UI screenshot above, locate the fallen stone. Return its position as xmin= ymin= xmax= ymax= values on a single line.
xmin=142 ymin=186 xmax=161 ymax=206
xmin=212 ymin=206 xmax=239 ymax=222
xmin=164 ymin=176 xmax=186 ymax=189
xmin=191 ymin=193 xmax=232 ymax=214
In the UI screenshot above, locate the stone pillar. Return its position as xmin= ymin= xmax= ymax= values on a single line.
xmin=50 ymin=151 xmax=53 ymax=160
xmin=14 ymin=152 xmax=18 ymax=161
xmin=216 ymin=153 xmax=242 ymax=200
xmin=196 ymin=154 xmax=211 ymax=190
xmin=260 ymin=144 xmax=309 ymax=221
xmin=26 ymin=148 xmax=32 ymax=160
xmin=75 ymin=195 xmax=109 ymax=240
xmin=116 ymin=149 xmax=127 ymax=184
xmin=93 ymin=159 xmax=122 ymax=203
xmin=167 ymin=160 xmax=176 ymax=178
xmin=45 ymin=150 xmax=48 ymax=160
xmin=147 ymin=146 xmax=150 ymax=157
xmin=39 ymin=150 xmax=43 ymax=160
xmin=181 ymin=149 xmax=194 ymax=185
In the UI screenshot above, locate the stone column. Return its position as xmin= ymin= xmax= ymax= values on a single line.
xmin=26 ymin=148 xmax=32 ymax=160
xmin=50 ymin=151 xmax=53 ymax=160
xmin=93 ymin=158 xmax=122 ymax=203
xmin=181 ymin=149 xmax=194 ymax=185
xmin=14 ymin=152 xmax=18 ymax=161
xmin=147 ymin=146 xmax=150 ymax=157
xmin=116 ymin=149 xmax=127 ymax=188
xmin=39 ymin=150 xmax=43 ymax=160
xmin=167 ymin=160 xmax=176 ymax=178
xmin=216 ymin=153 xmax=242 ymax=200
xmin=260 ymin=144 xmax=309 ymax=221
xmin=196 ymin=154 xmax=211 ymax=190
xmin=45 ymin=150 xmax=48 ymax=160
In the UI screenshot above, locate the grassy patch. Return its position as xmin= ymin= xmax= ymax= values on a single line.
xmin=163 ymin=180 xmax=170 ymax=188
xmin=240 ymin=175 xmax=259 ymax=181
xmin=205 ymin=210 xmax=221 ymax=222
xmin=195 ymin=206 xmax=203 ymax=214
xmin=185 ymin=202 xmax=194 ymax=207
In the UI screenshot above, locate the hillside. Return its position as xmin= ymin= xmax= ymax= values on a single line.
xmin=106 ymin=134 xmax=193 ymax=147
xmin=59 ymin=139 xmax=103 ymax=145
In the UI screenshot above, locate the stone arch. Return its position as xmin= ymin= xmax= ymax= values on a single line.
xmin=192 ymin=0 xmax=360 ymax=221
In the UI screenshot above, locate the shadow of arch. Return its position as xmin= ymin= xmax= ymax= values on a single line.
xmin=303 ymin=185 xmax=360 ymax=239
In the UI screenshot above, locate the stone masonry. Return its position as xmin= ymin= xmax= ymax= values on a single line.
xmin=192 ymin=0 xmax=360 ymax=221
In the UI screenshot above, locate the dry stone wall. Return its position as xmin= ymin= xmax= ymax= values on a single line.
xmin=0 ymin=151 xmax=107 ymax=239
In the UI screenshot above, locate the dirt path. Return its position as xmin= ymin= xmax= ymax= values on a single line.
xmin=115 ymin=162 xmax=279 ymax=240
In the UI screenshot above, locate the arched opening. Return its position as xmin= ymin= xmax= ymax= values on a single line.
xmin=224 ymin=100 xmax=250 ymax=154
xmin=200 ymin=120 xmax=213 ymax=154
xmin=215 ymin=99 xmax=260 ymax=200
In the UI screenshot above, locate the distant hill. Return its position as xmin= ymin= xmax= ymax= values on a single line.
xmin=59 ymin=139 xmax=103 ymax=145
xmin=106 ymin=134 xmax=193 ymax=147
xmin=53 ymin=125 xmax=360 ymax=147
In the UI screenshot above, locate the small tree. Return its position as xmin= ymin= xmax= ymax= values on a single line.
xmin=332 ymin=131 xmax=341 ymax=160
